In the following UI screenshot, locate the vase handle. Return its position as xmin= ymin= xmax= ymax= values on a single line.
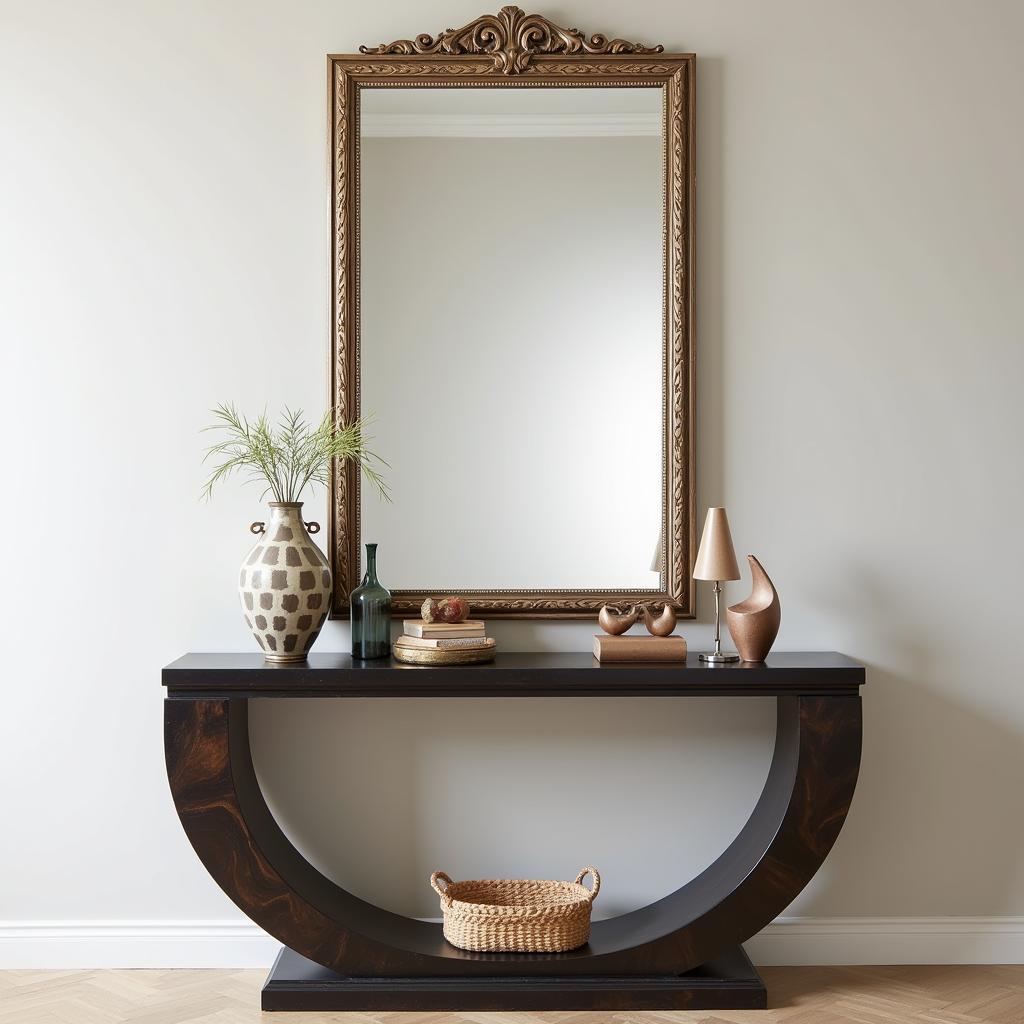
xmin=250 ymin=522 xmax=265 ymax=535
xmin=305 ymin=521 xmax=321 ymax=534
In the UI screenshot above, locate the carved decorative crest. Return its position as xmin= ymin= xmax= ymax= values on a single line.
xmin=359 ymin=5 xmax=664 ymax=75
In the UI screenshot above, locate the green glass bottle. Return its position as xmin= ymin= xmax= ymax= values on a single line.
xmin=350 ymin=542 xmax=391 ymax=659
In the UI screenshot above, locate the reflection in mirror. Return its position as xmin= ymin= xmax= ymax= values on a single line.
xmin=359 ymin=87 xmax=664 ymax=590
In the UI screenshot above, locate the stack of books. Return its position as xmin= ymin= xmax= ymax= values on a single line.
xmin=392 ymin=618 xmax=497 ymax=664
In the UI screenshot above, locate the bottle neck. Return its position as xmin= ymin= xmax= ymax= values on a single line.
xmin=363 ymin=544 xmax=378 ymax=583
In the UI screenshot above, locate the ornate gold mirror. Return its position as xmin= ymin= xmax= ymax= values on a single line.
xmin=329 ymin=8 xmax=695 ymax=618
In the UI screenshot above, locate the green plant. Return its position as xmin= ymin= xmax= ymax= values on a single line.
xmin=201 ymin=403 xmax=389 ymax=503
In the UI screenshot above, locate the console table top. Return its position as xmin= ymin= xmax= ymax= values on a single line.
xmin=162 ymin=651 xmax=864 ymax=698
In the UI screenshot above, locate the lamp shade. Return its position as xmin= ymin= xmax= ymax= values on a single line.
xmin=692 ymin=507 xmax=741 ymax=581
xmin=649 ymin=534 xmax=664 ymax=574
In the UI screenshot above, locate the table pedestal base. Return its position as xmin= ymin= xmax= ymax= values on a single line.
xmin=261 ymin=945 xmax=767 ymax=1012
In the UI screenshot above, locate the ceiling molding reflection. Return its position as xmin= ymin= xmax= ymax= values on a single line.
xmin=361 ymin=112 xmax=661 ymax=138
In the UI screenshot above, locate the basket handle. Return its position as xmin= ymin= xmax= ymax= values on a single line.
xmin=430 ymin=870 xmax=454 ymax=906
xmin=575 ymin=866 xmax=601 ymax=901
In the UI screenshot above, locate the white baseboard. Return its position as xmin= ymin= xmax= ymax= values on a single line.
xmin=0 ymin=921 xmax=279 ymax=969
xmin=748 ymin=917 xmax=1024 ymax=966
xmin=1 ymin=917 xmax=1022 ymax=969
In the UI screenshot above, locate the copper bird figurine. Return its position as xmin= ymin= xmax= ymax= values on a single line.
xmin=598 ymin=604 xmax=640 ymax=635
xmin=642 ymin=603 xmax=678 ymax=637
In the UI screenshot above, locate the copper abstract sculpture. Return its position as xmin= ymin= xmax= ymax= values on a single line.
xmin=726 ymin=556 xmax=781 ymax=663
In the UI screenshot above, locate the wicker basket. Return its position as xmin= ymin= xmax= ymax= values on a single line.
xmin=430 ymin=867 xmax=600 ymax=953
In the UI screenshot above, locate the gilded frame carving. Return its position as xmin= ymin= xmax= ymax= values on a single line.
xmin=328 ymin=8 xmax=696 ymax=619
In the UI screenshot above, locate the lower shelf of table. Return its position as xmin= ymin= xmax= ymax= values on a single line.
xmin=261 ymin=944 xmax=768 ymax=1011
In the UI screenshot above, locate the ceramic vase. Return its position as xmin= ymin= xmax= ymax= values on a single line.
xmin=726 ymin=555 xmax=781 ymax=663
xmin=239 ymin=502 xmax=331 ymax=662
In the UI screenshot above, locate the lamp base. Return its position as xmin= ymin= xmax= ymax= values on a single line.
xmin=700 ymin=652 xmax=740 ymax=664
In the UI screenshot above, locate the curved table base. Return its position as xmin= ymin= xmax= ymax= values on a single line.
xmin=165 ymin=693 xmax=860 ymax=1007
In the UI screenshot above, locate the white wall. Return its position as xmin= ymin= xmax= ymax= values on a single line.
xmin=2 ymin=0 xmax=1023 ymax=967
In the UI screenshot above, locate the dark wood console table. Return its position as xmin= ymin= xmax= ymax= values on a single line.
xmin=163 ymin=651 xmax=864 ymax=1012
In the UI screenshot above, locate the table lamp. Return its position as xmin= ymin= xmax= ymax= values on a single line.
xmin=692 ymin=507 xmax=741 ymax=663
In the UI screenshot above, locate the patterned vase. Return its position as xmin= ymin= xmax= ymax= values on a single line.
xmin=238 ymin=502 xmax=331 ymax=662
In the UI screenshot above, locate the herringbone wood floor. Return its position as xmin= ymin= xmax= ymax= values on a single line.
xmin=2 ymin=966 xmax=1023 ymax=1024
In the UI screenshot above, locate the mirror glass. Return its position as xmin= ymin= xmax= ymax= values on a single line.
xmin=359 ymin=86 xmax=664 ymax=590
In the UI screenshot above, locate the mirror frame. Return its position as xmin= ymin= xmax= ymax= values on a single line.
xmin=328 ymin=7 xmax=695 ymax=619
